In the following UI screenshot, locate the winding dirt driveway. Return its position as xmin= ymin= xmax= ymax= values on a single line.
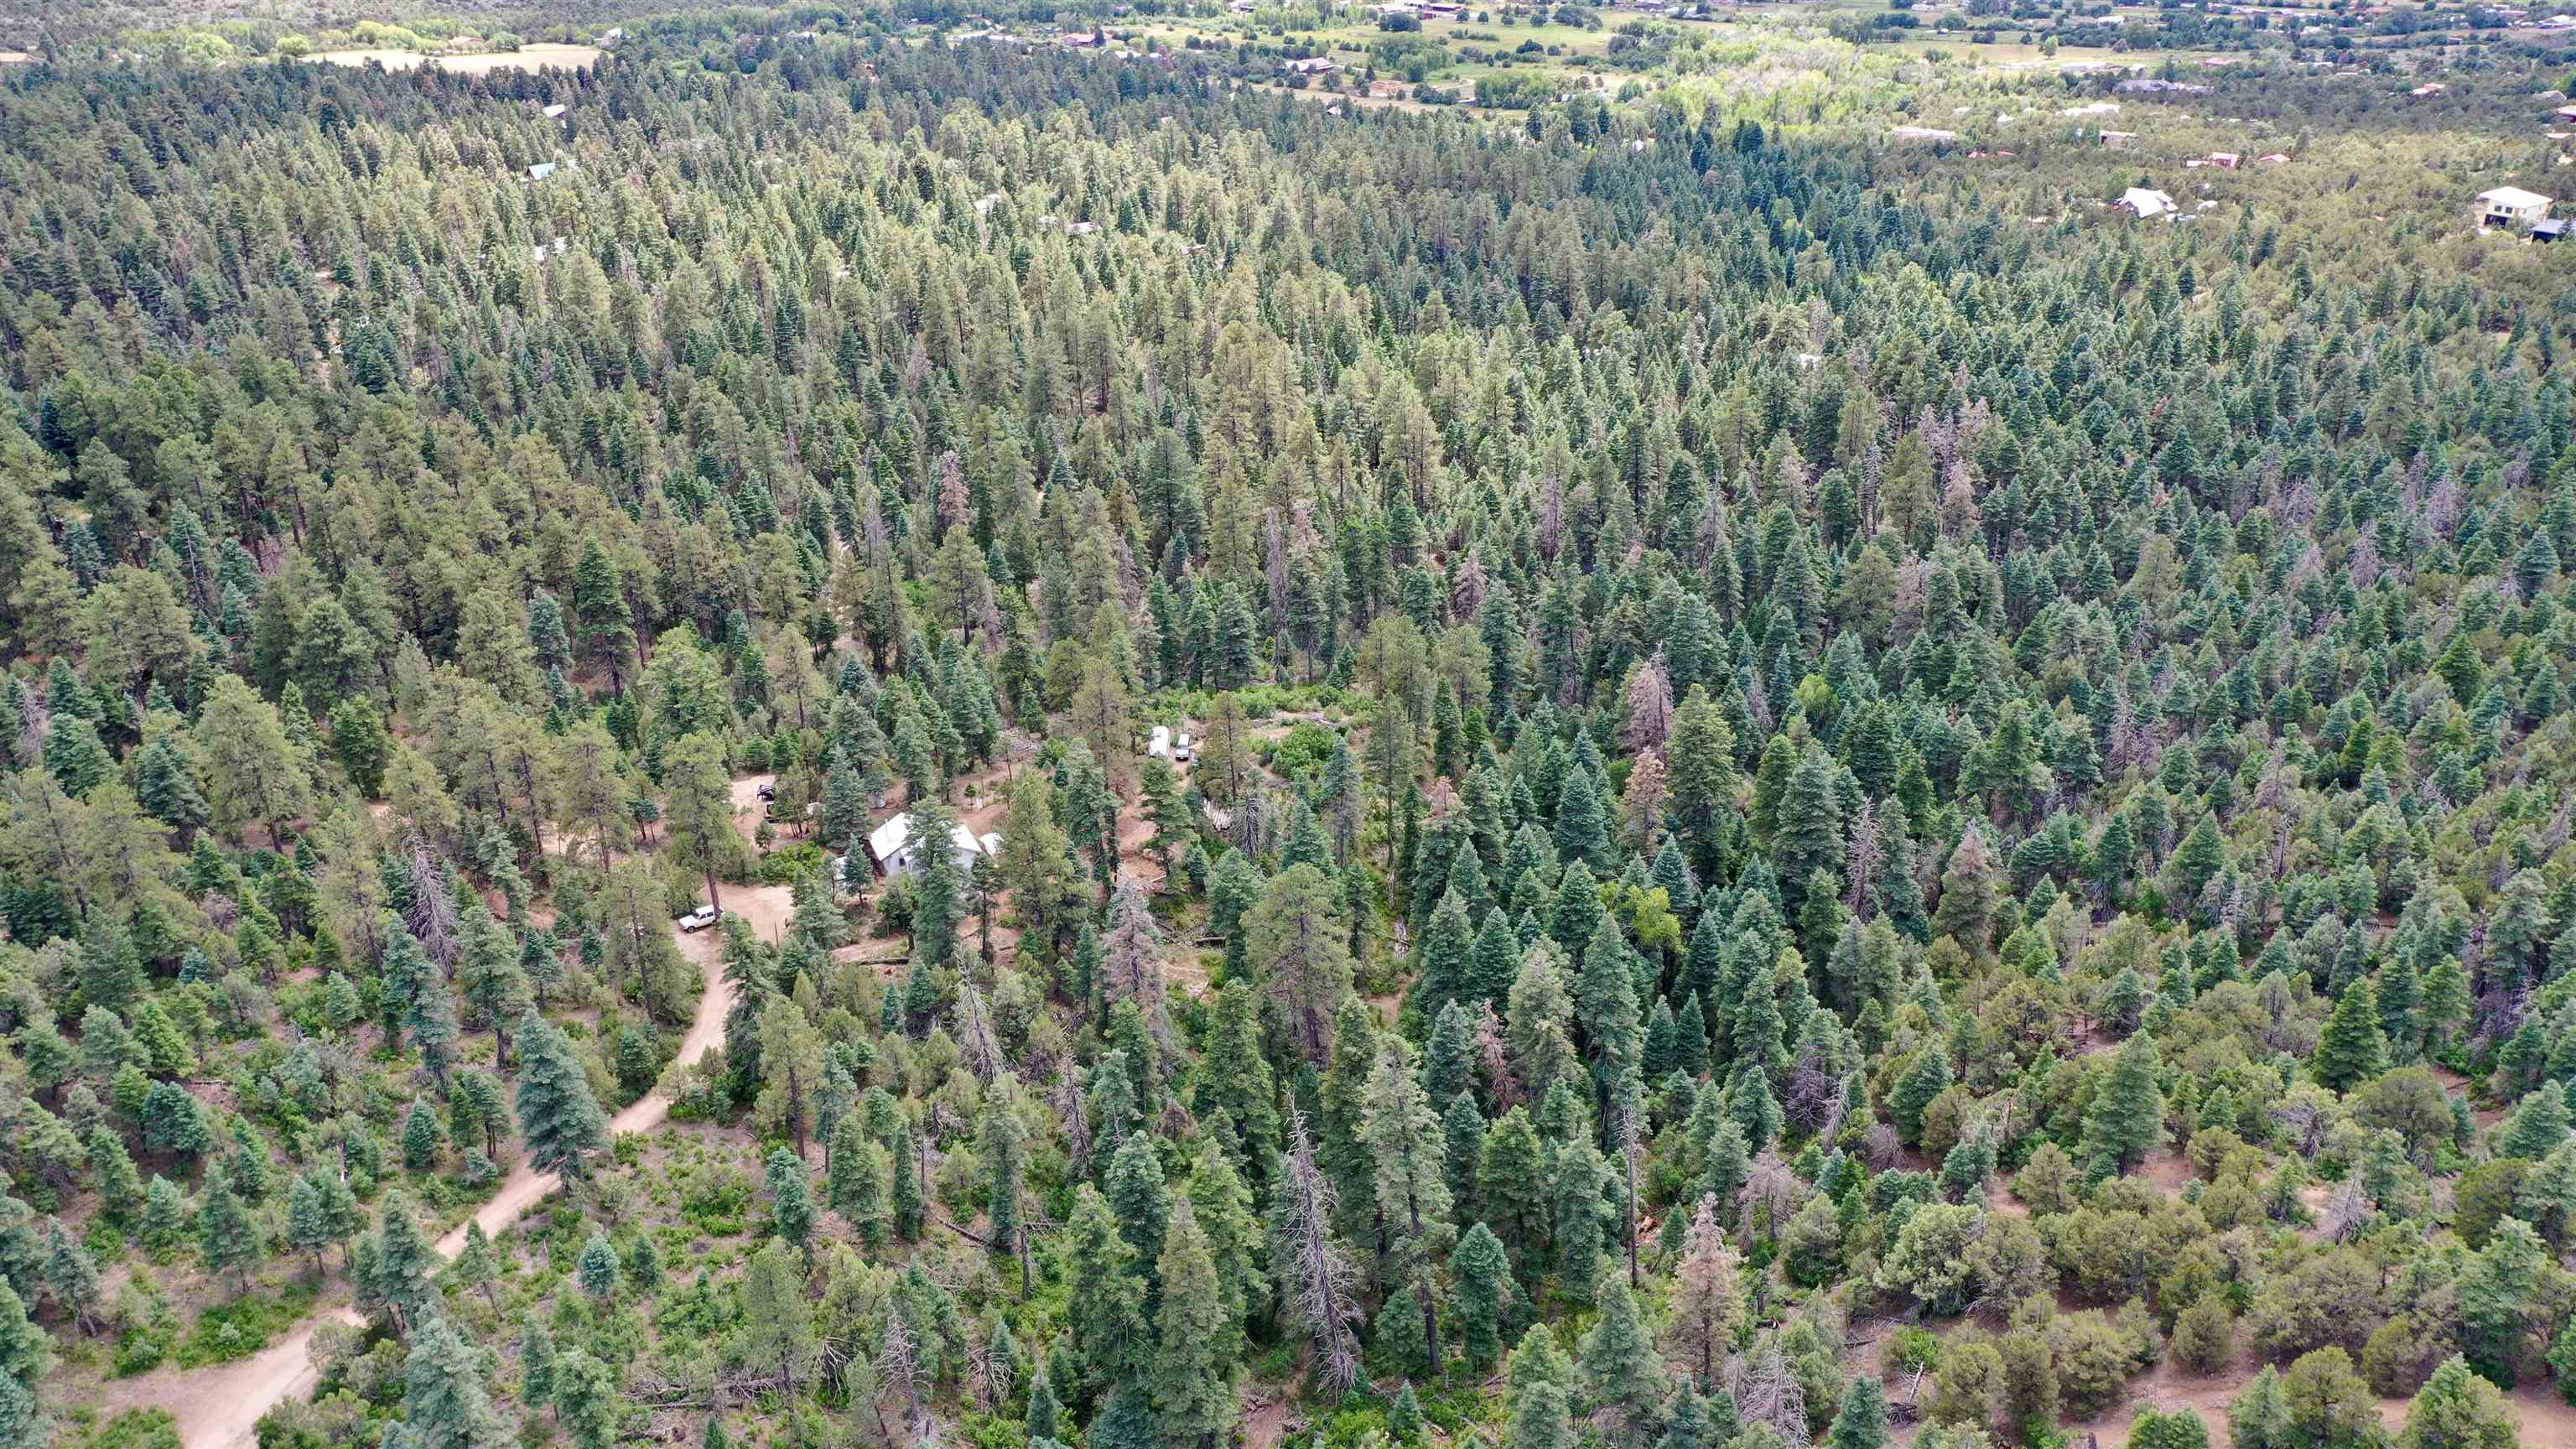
xmin=96 ymin=883 xmax=787 ymax=1449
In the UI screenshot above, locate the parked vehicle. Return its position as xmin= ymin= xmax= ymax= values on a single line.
xmin=678 ymin=904 xmax=720 ymax=932
xmin=1173 ymin=731 xmax=1194 ymax=761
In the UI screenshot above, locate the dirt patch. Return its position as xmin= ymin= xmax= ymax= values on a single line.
xmin=2502 ymin=1384 xmax=2576 ymax=1446
xmin=2088 ymin=1350 xmax=2263 ymax=1446
xmin=1242 ymin=1391 xmax=1302 ymax=1449
xmin=2134 ymin=1149 xmax=2197 ymax=1197
xmin=729 ymin=772 xmax=776 ymax=849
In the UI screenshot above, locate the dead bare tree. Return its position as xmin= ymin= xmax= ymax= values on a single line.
xmin=1729 ymin=1337 xmax=1810 ymax=1446
xmin=1271 ymin=1107 xmax=1364 ymax=1399
xmin=876 ymin=1311 xmax=933 ymax=1443
xmin=1667 ymin=1196 xmax=1743 ymax=1388
xmin=951 ymin=974 xmax=1005 ymax=1083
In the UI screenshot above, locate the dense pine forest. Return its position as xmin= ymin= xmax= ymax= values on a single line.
xmin=3 ymin=11 xmax=2576 ymax=1449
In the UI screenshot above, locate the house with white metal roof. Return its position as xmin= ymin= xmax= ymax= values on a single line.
xmin=865 ymin=813 xmax=989 ymax=878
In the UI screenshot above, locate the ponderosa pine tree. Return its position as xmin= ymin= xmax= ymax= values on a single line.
xmin=662 ymin=730 xmax=738 ymax=915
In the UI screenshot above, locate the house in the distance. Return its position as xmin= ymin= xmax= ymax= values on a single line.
xmin=2117 ymin=186 xmax=2178 ymax=220
xmin=865 ymin=812 xmax=990 ymax=879
xmin=2478 ymin=185 xmax=2553 ymax=230
xmin=2534 ymin=219 xmax=2570 ymax=242
xmin=1282 ymin=55 xmax=1339 ymax=75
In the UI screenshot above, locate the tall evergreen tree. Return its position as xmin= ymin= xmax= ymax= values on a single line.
xmin=515 ymin=1010 xmax=609 ymax=1180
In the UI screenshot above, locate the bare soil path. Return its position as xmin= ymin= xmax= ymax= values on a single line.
xmin=84 ymin=872 xmax=781 ymax=1449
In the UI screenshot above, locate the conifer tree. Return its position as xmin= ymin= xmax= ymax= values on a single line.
xmin=1578 ymin=914 xmax=1645 ymax=1126
xmin=450 ymin=1221 xmax=501 ymax=1311
xmin=1891 ymin=1047 xmax=1951 ymax=1145
xmin=1579 ymin=1263 xmax=1664 ymax=1428
xmin=1669 ymin=1197 xmax=1744 ymax=1386
xmin=1554 ymin=766 xmax=1612 ymax=870
xmin=577 ymin=1230 xmax=620 ymax=1299
xmin=2294 ymin=970 xmax=2381 ymax=1093
xmin=554 ymin=1347 xmax=622 ymax=1449
xmin=1505 ymin=1325 xmax=1576 ymax=1449
xmin=197 ymin=1175 xmax=261 ymax=1295
xmin=1151 ymin=1202 xmax=1236 ymax=1449
xmin=1454 ymin=1221 xmax=1514 ymax=1369
xmin=514 ymin=1009 xmax=609 ymax=1181
xmin=737 ymin=1241 xmax=816 ymax=1397
xmin=1363 ymin=1041 xmax=1456 ymax=1374
xmin=0 ymin=1280 xmax=46 ymax=1443
xmin=1270 ymin=1109 xmax=1364 ymax=1399
xmin=765 ymin=1147 xmax=816 ymax=1258
xmin=1063 ymin=1183 xmax=1153 ymax=1393
xmin=890 ymin=1122 xmax=926 ymax=1241
xmin=2458 ymin=1217 xmax=2545 ymax=1384
xmin=404 ymin=1310 xmax=512 ymax=1449
xmin=1827 ymin=1376 xmax=1892 ymax=1449
xmin=2080 ymin=1031 xmax=2167 ymax=1171
xmin=1026 ymin=1357 xmax=1062 ymax=1441
xmin=41 ymin=1227 xmax=99 ymax=1336
xmin=2498 ymin=1082 xmax=2571 ymax=1160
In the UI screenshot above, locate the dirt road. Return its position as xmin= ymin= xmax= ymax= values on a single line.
xmin=97 ymin=885 xmax=779 ymax=1449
